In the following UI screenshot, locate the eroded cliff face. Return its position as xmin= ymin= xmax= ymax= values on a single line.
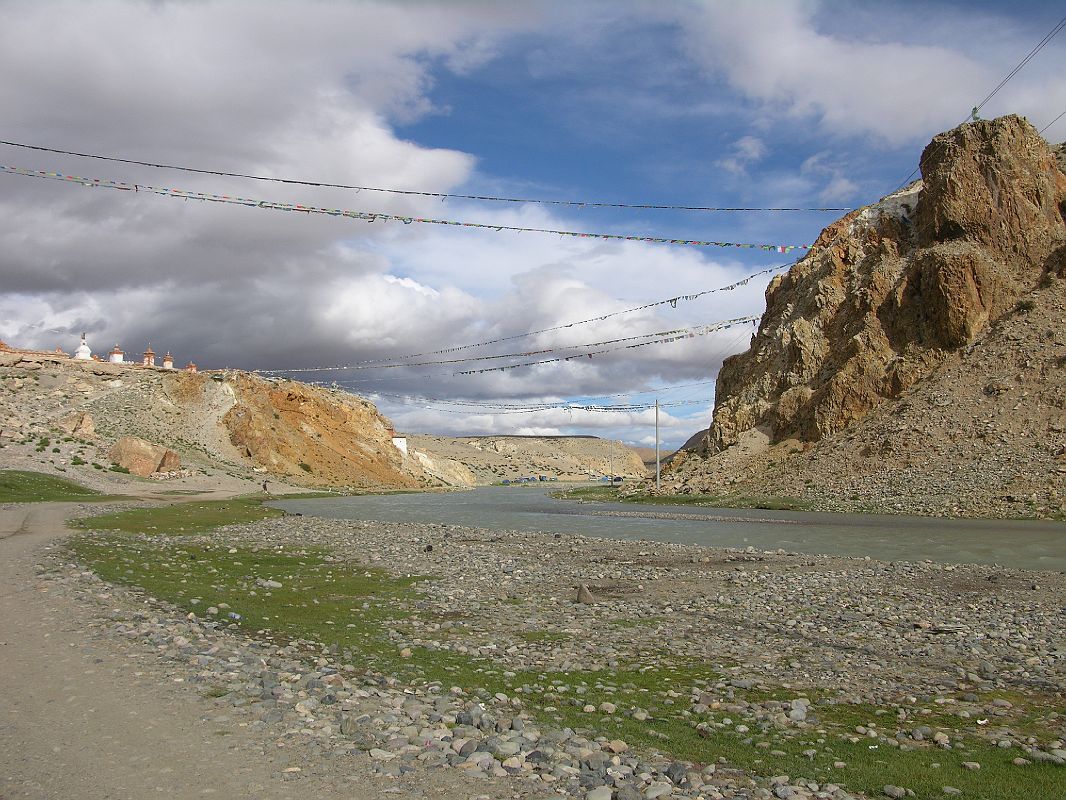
xmin=219 ymin=375 xmax=425 ymax=489
xmin=706 ymin=115 xmax=1066 ymax=453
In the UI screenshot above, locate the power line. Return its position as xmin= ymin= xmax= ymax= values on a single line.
xmin=893 ymin=12 xmax=1066 ymax=191
xmin=0 ymin=138 xmax=850 ymax=213
xmin=0 ymin=164 xmax=812 ymax=252
xmin=1040 ymin=107 xmax=1066 ymax=134
xmin=973 ymin=13 xmax=1066 ymax=115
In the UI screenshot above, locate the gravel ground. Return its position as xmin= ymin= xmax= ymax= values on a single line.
xmin=23 ymin=509 xmax=1066 ymax=800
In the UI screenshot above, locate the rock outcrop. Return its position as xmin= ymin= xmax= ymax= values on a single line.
xmin=58 ymin=412 xmax=95 ymax=439
xmin=665 ymin=116 xmax=1066 ymax=518
xmin=704 ymin=115 xmax=1065 ymax=453
xmin=109 ymin=436 xmax=181 ymax=477
xmin=219 ymin=374 xmax=423 ymax=489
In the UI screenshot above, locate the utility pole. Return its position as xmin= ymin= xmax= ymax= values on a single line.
xmin=655 ymin=398 xmax=660 ymax=492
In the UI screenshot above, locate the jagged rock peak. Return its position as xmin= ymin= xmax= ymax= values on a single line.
xmin=703 ymin=114 xmax=1066 ymax=453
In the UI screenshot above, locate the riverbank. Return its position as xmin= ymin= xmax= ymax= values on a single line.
xmin=53 ymin=502 xmax=1066 ymax=800
xmin=276 ymin=486 xmax=1066 ymax=572
xmin=552 ymin=485 xmax=813 ymax=512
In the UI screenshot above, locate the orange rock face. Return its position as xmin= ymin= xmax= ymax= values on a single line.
xmin=108 ymin=436 xmax=182 ymax=477
xmin=220 ymin=375 xmax=421 ymax=489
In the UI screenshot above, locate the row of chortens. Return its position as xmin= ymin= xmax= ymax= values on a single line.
xmin=70 ymin=333 xmax=197 ymax=371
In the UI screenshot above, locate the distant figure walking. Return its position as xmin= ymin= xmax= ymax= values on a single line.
xmin=262 ymin=480 xmax=269 ymax=494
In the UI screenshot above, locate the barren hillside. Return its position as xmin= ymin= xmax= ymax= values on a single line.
xmin=662 ymin=116 xmax=1066 ymax=519
xmin=407 ymin=434 xmax=647 ymax=485
xmin=0 ymin=349 xmax=649 ymax=492
xmin=0 ymin=349 xmax=432 ymax=490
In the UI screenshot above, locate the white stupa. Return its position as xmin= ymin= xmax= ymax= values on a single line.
xmin=74 ymin=333 xmax=92 ymax=360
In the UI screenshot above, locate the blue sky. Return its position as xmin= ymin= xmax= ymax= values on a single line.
xmin=1 ymin=1 xmax=1064 ymax=447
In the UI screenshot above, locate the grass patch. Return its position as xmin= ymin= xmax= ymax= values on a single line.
xmin=0 ymin=469 xmax=104 ymax=502
xmin=67 ymin=534 xmax=423 ymax=672
xmin=73 ymin=498 xmax=283 ymax=535
xmin=554 ymin=485 xmax=812 ymax=511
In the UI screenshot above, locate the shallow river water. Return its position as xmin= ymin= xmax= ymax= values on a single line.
xmin=274 ymin=485 xmax=1066 ymax=572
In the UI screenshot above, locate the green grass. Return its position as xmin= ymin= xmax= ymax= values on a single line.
xmin=73 ymin=498 xmax=283 ymax=535
xmin=554 ymin=485 xmax=812 ymax=511
xmin=0 ymin=469 xmax=105 ymax=502
xmin=64 ymin=504 xmax=1065 ymax=800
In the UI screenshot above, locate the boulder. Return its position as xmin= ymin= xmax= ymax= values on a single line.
xmin=108 ymin=436 xmax=181 ymax=477
xmin=57 ymin=412 xmax=96 ymax=439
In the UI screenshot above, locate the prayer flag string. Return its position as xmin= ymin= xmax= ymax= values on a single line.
xmin=260 ymin=265 xmax=785 ymax=374
xmin=340 ymin=397 xmax=710 ymax=415
xmin=266 ymin=324 xmax=710 ymax=374
xmin=0 ymin=164 xmax=812 ymax=252
xmin=454 ymin=315 xmax=759 ymax=375
xmin=0 ymin=139 xmax=851 ymax=213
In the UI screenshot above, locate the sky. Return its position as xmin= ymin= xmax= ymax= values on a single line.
xmin=1 ymin=0 xmax=1064 ymax=448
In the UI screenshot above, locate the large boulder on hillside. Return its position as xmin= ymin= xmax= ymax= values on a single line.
xmin=109 ymin=436 xmax=181 ymax=477
xmin=58 ymin=412 xmax=96 ymax=439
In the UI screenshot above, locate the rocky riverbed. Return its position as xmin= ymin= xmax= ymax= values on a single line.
xmin=44 ymin=510 xmax=1066 ymax=799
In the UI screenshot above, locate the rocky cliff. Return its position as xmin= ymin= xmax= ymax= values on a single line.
xmin=665 ymin=116 xmax=1066 ymax=518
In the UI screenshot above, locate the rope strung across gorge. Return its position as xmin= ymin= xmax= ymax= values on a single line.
xmin=0 ymin=139 xmax=851 ymax=213
xmin=265 ymin=321 xmax=736 ymax=374
xmin=357 ymin=397 xmax=710 ymax=415
xmin=322 ymin=378 xmax=721 ymax=404
xmin=891 ymin=11 xmax=1066 ymax=191
xmin=454 ymin=315 xmax=759 ymax=375
xmin=0 ymin=164 xmax=813 ymax=252
xmin=260 ymin=265 xmax=786 ymax=374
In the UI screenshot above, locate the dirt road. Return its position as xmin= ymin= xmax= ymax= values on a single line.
xmin=0 ymin=502 xmax=514 ymax=800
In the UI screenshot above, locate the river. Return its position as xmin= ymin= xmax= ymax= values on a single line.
xmin=272 ymin=485 xmax=1066 ymax=572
